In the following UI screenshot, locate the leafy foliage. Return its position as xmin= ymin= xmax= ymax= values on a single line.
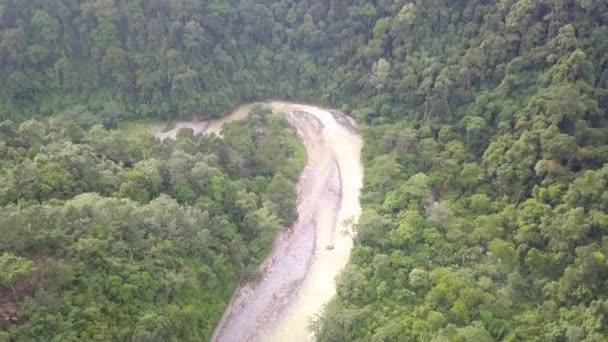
xmin=0 ymin=105 xmax=303 ymax=341
xmin=0 ymin=0 xmax=607 ymax=340
xmin=308 ymin=0 xmax=608 ymax=340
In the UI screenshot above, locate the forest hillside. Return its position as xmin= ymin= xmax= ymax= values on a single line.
xmin=0 ymin=105 xmax=305 ymax=340
xmin=0 ymin=0 xmax=607 ymax=341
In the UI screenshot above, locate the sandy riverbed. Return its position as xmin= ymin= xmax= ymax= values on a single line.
xmin=155 ymin=102 xmax=363 ymax=342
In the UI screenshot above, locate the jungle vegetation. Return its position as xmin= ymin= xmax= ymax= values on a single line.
xmin=0 ymin=0 xmax=607 ymax=340
xmin=0 ymin=105 xmax=304 ymax=341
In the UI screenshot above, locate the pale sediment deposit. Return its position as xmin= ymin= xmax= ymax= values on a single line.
xmin=155 ymin=102 xmax=363 ymax=342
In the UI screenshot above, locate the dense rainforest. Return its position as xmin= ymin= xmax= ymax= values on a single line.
xmin=0 ymin=0 xmax=607 ymax=341
xmin=0 ymin=106 xmax=304 ymax=340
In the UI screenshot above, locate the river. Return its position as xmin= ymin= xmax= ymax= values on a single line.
xmin=155 ymin=102 xmax=363 ymax=342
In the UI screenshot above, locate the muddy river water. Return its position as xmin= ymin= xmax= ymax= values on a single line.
xmin=156 ymin=102 xmax=363 ymax=342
